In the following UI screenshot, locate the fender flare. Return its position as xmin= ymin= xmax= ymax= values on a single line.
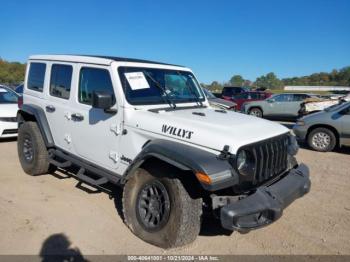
xmin=17 ymin=104 xmax=55 ymax=147
xmin=122 ymin=139 xmax=239 ymax=191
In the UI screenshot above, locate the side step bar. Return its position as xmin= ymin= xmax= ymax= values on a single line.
xmin=76 ymin=168 xmax=108 ymax=186
xmin=49 ymin=148 xmax=121 ymax=185
xmin=49 ymin=158 xmax=72 ymax=168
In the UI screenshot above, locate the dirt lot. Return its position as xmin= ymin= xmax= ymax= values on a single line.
xmin=0 ymin=139 xmax=349 ymax=255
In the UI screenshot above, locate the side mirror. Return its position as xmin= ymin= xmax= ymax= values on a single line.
xmin=92 ymin=91 xmax=116 ymax=113
xmin=267 ymin=99 xmax=274 ymax=103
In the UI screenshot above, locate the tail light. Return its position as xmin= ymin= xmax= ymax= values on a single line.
xmin=18 ymin=96 xmax=23 ymax=108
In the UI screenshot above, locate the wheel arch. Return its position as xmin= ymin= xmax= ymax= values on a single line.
xmin=248 ymin=106 xmax=263 ymax=114
xmin=17 ymin=104 xmax=54 ymax=148
xmin=122 ymin=139 xmax=238 ymax=193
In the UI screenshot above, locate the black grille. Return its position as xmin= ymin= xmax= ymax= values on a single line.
xmin=250 ymin=134 xmax=289 ymax=184
xmin=2 ymin=129 xmax=18 ymax=135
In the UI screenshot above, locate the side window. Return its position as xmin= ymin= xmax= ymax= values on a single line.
xmin=273 ymin=94 xmax=291 ymax=102
xmin=28 ymin=63 xmax=46 ymax=92
xmin=222 ymin=88 xmax=230 ymax=96
xmin=233 ymin=93 xmax=247 ymax=99
xmin=79 ymin=67 xmax=115 ymax=105
xmin=293 ymin=94 xmax=308 ymax=101
xmin=250 ymin=93 xmax=260 ymax=99
xmin=50 ymin=64 xmax=73 ymax=99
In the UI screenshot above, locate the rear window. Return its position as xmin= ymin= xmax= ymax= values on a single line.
xmin=50 ymin=64 xmax=73 ymax=100
xmin=28 ymin=63 xmax=46 ymax=92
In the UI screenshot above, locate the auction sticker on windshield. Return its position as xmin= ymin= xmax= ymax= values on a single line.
xmin=125 ymin=72 xmax=150 ymax=90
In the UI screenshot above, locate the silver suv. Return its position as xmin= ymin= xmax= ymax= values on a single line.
xmin=293 ymin=101 xmax=350 ymax=152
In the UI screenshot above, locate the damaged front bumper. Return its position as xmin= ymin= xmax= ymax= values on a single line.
xmin=220 ymin=164 xmax=310 ymax=231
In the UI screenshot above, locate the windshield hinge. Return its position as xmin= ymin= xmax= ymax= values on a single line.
xmin=218 ymin=145 xmax=231 ymax=160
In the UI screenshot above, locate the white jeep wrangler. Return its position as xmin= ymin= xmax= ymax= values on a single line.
xmin=17 ymin=55 xmax=310 ymax=248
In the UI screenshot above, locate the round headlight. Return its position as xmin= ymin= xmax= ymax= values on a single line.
xmin=236 ymin=149 xmax=256 ymax=177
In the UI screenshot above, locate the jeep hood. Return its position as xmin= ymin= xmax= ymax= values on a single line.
xmin=126 ymin=107 xmax=289 ymax=154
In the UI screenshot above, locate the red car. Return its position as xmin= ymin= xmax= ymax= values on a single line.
xmin=229 ymin=91 xmax=272 ymax=111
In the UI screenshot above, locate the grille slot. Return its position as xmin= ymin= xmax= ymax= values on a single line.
xmin=251 ymin=135 xmax=289 ymax=184
xmin=0 ymin=117 xmax=17 ymax=122
xmin=2 ymin=129 xmax=18 ymax=135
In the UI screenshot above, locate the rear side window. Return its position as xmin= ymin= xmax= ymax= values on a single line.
xmin=28 ymin=63 xmax=46 ymax=92
xmin=50 ymin=64 xmax=73 ymax=100
xmin=293 ymin=94 xmax=309 ymax=101
xmin=274 ymin=94 xmax=293 ymax=102
xmin=233 ymin=93 xmax=248 ymax=99
xmin=78 ymin=67 xmax=114 ymax=105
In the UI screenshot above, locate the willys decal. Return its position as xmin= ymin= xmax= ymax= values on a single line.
xmin=161 ymin=124 xmax=194 ymax=139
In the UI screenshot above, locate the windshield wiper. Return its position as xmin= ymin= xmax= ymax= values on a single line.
xmin=175 ymin=71 xmax=203 ymax=107
xmin=143 ymin=71 xmax=177 ymax=109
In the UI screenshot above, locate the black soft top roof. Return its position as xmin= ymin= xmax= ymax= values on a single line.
xmin=81 ymin=55 xmax=183 ymax=67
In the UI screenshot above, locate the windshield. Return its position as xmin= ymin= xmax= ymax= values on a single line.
xmin=118 ymin=67 xmax=205 ymax=106
xmin=203 ymin=88 xmax=216 ymax=99
xmin=0 ymin=88 xmax=18 ymax=104
xmin=324 ymin=101 xmax=350 ymax=112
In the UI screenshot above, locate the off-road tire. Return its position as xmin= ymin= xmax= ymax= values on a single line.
xmin=308 ymin=127 xmax=336 ymax=152
xmin=17 ymin=121 xmax=51 ymax=175
xmin=122 ymin=168 xmax=202 ymax=248
xmin=249 ymin=107 xmax=263 ymax=118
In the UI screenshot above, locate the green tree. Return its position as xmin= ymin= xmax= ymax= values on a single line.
xmin=255 ymin=72 xmax=282 ymax=89
xmin=206 ymin=81 xmax=223 ymax=92
xmin=229 ymin=75 xmax=244 ymax=86
xmin=0 ymin=59 xmax=26 ymax=85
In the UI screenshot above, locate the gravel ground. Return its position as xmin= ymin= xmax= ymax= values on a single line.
xmin=0 ymin=138 xmax=349 ymax=255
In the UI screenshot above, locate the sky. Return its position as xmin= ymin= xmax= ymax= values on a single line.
xmin=1 ymin=0 xmax=349 ymax=83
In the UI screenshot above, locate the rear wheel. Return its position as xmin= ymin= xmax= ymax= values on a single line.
xmin=308 ymin=127 xmax=336 ymax=152
xmin=249 ymin=107 xmax=263 ymax=118
xmin=17 ymin=121 xmax=51 ymax=175
xmin=122 ymin=167 xmax=202 ymax=248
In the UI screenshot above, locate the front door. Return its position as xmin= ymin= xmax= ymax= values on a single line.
xmin=69 ymin=65 xmax=122 ymax=172
xmin=264 ymin=94 xmax=290 ymax=116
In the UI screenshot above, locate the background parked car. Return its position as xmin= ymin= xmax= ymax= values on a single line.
xmin=231 ymin=91 xmax=272 ymax=111
xmin=203 ymin=88 xmax=236 ymax=110
xmin=242 ymin=93 xmax=317 ymax=120
xmin=0 ymin=86 xmax=19 ymax=138
xmin=15 ymin=84 xmax=24 ymax=95
xmin=221 ymin=86 xmax=250 ymax=100
xmin=293 ymin=101 xmax=350 ymax=152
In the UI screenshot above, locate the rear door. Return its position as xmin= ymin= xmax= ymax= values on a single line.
xmin=285 ymin=94 xmax=310 ymax=117
xmin=68 ymin=65 xmax=122 ymax=172
xmin=45 ymin=63 xmax=74 ymax=151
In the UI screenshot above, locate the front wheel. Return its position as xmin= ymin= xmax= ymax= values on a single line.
xmin=249 ymin=107 xmax=263 ymax=118
xmin=308 ymin=127 xmax=336 ymax=152
xmin=122 ymin=168 xmax=202 ymax=248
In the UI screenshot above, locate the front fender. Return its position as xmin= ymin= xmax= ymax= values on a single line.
xmin=123 ymin=139 xmax=239 ymax=191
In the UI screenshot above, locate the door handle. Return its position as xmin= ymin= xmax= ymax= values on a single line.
xmin=46 ymin=105 xmax=56 ymax=113
xmin=71 ymin=113 xmax=84 ymax=121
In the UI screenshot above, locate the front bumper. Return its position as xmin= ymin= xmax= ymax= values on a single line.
xmin=292 ymin=124 xmax=308 ymax=141
xmin=0 ymin=121 xmax=18 ymax=138
xmin=220 ymin=164 xmax=310 ymax=231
